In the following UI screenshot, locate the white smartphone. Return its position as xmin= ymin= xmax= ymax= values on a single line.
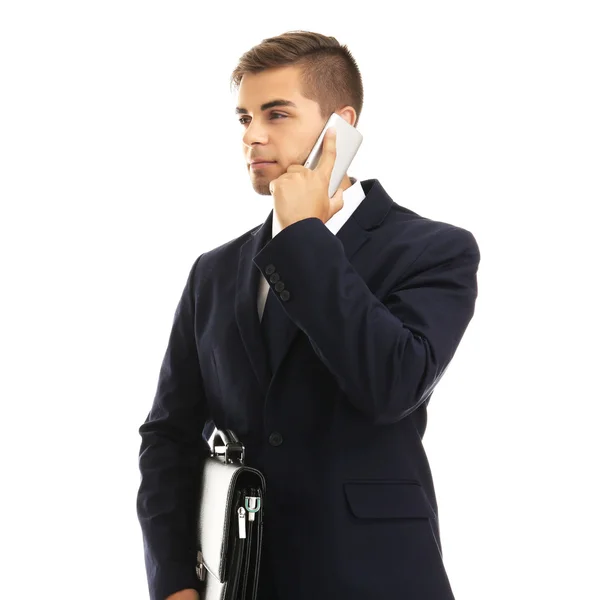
xmin=303 ymin=112 xmax=363 ymax=197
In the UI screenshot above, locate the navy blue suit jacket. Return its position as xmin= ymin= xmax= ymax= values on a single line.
xmin=137 ymin=178 xmax=481 ymax=600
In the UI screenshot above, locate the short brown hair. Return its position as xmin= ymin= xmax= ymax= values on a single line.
xmin=230 ymin=30 xmax=364 ymax=128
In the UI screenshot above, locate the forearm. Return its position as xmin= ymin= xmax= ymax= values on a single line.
xmin=137 ymin=254 xmax=210 ymax=600
xmin=254 ymin=218 xmax=480 ymax=424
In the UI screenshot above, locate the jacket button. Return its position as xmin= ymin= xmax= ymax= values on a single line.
xmin=269 ymin=272 xmax=280 ymax=284
xmin=268 ymin=432 xmax=283 ymax=446
xmin=280 ymin=290 xmax=290 ymax=301
xmin=265 ymin=264 xmax=276 ymax=275
xmin=274 ymin=281 xmax=285 ymax=292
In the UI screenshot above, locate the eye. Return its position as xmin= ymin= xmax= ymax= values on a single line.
xmin=238 ymin=112 xmax=287 ymax=125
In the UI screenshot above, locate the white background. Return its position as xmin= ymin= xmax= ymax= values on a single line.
xmin=1 ymin=1 xmax=592 ymax=598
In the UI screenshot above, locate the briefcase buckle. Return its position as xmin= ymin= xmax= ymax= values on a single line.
xmin=212 ymin=429 xmax=245 ymax=465
xmin=196 ymin=550 xmax=206 ymax=581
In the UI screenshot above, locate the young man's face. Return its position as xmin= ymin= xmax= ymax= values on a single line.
xmin=236 ymin=65 xmax=355 ymax=196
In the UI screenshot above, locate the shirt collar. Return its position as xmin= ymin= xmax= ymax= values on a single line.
xmin=271 ymin=176 xmax=365 ymax=239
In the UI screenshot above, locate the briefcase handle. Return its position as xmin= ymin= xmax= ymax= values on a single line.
xmin=211 ymin=428 xmax=245 ymax=465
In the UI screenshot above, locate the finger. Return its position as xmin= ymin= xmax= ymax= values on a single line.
xmin=314 ymin=127 xmax=337 ymax=179
xmin=286 ymin=164 xmax=305 ymax=174
xmin=329 ymin=187 xmax=344 ymax=213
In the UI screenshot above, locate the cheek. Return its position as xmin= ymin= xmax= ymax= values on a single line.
xmin=294 ymin=141 xmax=313 ymax=166
xmin=282 ymin=150 xmax=307 ymax=168
xmin=291 ymin=152 xmax=307 ymax=167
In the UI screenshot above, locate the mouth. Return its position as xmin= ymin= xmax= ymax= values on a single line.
xmin=250 ymin=161 xmax=276 ymax=170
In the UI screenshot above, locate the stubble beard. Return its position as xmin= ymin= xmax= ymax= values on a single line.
xmin=251 ymin=175 xmax=273 ymax=196
xmin=249 ymin=164 xmax=280 ymax=196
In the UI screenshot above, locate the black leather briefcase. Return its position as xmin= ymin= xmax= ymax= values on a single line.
xmin=195 ymin=429 xmax=266 ymax=600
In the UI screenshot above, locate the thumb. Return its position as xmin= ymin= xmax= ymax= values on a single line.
xmin=329 ymin=187 xmax=344 ymax=216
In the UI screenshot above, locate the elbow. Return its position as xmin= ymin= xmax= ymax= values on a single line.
xmin=365 ymin=339 xmax=438 ymax=425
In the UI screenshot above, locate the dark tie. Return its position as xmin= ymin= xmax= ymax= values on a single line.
xmin=260 ymin=287 xmax=294 ymax=375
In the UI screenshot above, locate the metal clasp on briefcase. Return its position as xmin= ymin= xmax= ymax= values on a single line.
xmin=196 ymin=550 xmax=206 ymax=581
xmin=212 ymin=429 xmax=245 ymax=465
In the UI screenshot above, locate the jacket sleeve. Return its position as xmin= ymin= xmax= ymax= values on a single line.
xmin=136 ymin=255 xmax=210 ymax=600
xmin=253 ymin=217 xmax=480 ymax=425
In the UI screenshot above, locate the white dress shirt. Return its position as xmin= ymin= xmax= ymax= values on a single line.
xmin=257 ymin=177 xmax=366 ymax=321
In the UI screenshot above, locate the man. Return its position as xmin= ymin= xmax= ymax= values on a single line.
xmin=137 ymin=31 xmax=481 ymax=600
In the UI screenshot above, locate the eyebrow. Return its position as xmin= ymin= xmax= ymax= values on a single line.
xmin=235 ymin=99 xmax=297 ymax=115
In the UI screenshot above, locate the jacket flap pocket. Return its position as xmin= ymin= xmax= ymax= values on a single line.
xmin=343 ymin=480 xmax=434 ymax=519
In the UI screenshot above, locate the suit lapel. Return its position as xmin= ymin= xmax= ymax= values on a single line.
xmin=235 ymin=179 xmax=394 ymax=396
xmin=236 ymin=210 xmax=274 ymax=395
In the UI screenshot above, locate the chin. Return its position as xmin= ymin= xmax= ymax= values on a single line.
xmin=251 ymin=178 xmax=273 ymax=196
xmin=256 ymin=187 xmax=273 ymax=197
xmin=249 ymin=170 xmax=277 ymax=196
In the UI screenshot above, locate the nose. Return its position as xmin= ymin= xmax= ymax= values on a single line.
xmin=242 ymin=119 xmax=269 ymax=148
